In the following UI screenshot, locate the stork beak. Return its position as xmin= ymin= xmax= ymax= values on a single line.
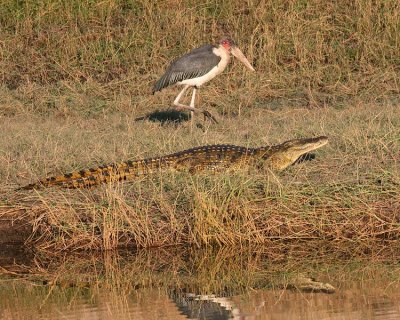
xmin=231 ymin=46 xmax=255 ymax=71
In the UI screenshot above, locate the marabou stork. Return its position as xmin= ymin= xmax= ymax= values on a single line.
xmin=153 ymin=37 xmax=255 ymax=124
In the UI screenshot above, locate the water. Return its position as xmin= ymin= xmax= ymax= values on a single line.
xmin=0 ymin=246 xmax=399 ymax=320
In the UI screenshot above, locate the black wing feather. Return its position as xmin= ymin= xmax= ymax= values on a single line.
xmin=153 ymin=44 xmax=221 ymax=93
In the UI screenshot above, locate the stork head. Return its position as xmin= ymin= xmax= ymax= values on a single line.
xmin=219 ymin=37 xmax=255 ymax=72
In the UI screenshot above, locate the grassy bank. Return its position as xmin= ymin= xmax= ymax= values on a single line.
xmin=0 ymin=0 xmax=399 ymax=252
xmin=1 ymin=104 xmax=399 ymax=251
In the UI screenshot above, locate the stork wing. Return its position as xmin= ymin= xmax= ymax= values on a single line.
xmin=153 ymin=44 xmax=221 ymax=93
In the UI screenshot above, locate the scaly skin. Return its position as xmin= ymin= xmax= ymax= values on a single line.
xmin=20 ymin=136 xmax=328 ymax=190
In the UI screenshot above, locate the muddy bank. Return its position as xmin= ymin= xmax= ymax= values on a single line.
xmin=0 ymin=209 xmax=32 ymax=245
xmin=1 ymin=198 xmax=400 ymax=254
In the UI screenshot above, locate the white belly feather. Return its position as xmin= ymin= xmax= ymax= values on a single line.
xmin=178 ymin=47 xmax=231 ymax=87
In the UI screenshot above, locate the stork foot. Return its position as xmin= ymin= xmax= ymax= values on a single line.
xmin=202 ymin=110 xmax=218 ymax=124
xmin=174 ymin=104 xmax=218 ymax=124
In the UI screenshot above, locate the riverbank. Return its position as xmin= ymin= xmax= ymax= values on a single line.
xmin=1 ymin=103 xmax=399 ymax=252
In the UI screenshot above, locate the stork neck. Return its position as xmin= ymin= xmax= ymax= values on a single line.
xmin=223 ymin=46 xmax=232 ymax=55
xmin=213 ymin=46 xmax=231 ymax=63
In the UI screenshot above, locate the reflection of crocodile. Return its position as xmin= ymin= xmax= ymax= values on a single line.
xmin=40 ymin=274 xmax=335 ymax=320
xmin=285 ymin=274 xmax=336 ymax=294
xmin=20 ymin=136 xmax=328 ymax=190
xmin=172 ymin=275 xmax=335 ymax=319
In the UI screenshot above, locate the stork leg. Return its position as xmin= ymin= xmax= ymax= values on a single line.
xmin=173 ymin=85 xmax=218 ymax=124
xmin=173 ymin=85 xmax=190 ymax=110
xmin=189 ymin=87 xmax=196 ymax=128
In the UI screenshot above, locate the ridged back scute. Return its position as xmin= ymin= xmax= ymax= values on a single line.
xmin=20 ymin=144 xmax=253 ymax=190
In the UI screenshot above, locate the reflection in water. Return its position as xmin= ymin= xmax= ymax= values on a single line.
xmin=0 ymin=246 xmax=399 ymax=319
xmin=173 ymin=293 xmax=234 ymax=320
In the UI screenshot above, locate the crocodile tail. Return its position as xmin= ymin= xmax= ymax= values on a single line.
xmin=19 ymin=158 xmax=164 ymax=190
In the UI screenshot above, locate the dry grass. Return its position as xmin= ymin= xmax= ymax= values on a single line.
xmin=0 ymin=0 xmax=399 ymax=253
xmin=0 ymin=0 xmax=399 ymax=114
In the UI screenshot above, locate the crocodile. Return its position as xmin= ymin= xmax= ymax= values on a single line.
xmin=20 ymin=136 xmax=328 ymax=190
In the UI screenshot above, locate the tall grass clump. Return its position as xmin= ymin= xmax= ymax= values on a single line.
xmin=13 ymin=165 xmax=400 ymax=252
